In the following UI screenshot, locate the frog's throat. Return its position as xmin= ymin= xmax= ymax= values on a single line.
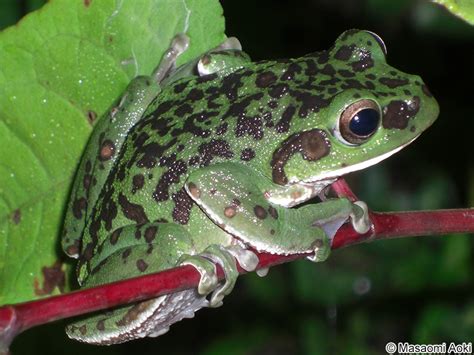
xmin=299 ymin=134 xmax=420 ymax=184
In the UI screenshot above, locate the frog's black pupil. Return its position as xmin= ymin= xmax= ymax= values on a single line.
xmin=349 ymin=109 xmax=379 ymax=136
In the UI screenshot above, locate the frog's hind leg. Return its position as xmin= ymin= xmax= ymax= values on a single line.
xmin=67 ymin=222 xmax=257 ymax=344
xmin=66 ymin=293 xmax=205 ymax=344
xmin=67 ymin=222 xmax=208 ymax=344
xmin=61 ymin=35 xmax=190 ymax=258
xmin=60 ymin=72 xmax=164 ymax=258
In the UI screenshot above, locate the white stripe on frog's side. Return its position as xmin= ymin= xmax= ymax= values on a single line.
xmin=267 ymin=135 xmax=419 ymax=208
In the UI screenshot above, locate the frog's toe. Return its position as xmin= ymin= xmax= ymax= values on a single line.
xmin=306 ymin=236 xmax=331 ymax=262
xmin=180 ymin=244 xmax=243 ymax=308
xmin=179 ymin=254 xmax=219 ymax=295
xmin=148 ymin=326 xmax=169 ymax=338
xmin=200 ymin=245 xmax=239 ymax=307
xmin=216 ymin=37 xmax=242 ymax=51
xmin=226 ymin=245 xmax=259 ymax=272
xmin=153 ymin=33 xmax=190 ymax=83
xmin=170 ymin=33 xmax=190 ymax=53
xmin=350 ymin=201 xmax=372 ymax=234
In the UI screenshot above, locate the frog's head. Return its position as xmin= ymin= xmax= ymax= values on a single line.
xmin=271 ymin=30 xmax=439 ymax=193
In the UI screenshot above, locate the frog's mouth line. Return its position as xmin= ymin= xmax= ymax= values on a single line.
xmin=266 ymin=136 xmax=419 ymax=209
xmin=301 ymin=134 xmax=420 ymax=184
xmin=266 ymin=135 xmax=420 ymax=208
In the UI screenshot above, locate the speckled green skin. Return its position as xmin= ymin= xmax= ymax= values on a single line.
xmin=62 ymin=30 xmax=438 ymax=344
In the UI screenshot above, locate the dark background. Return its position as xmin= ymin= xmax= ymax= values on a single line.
xmin=2 ymin=0 xmax=473 ymax=354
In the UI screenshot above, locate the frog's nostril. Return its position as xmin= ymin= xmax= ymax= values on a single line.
xmin=407 ymin=96 xmax=420 ymax=111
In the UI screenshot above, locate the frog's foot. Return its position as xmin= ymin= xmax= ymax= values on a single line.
xmin=67 ymin=222 xmax=212 ymax=345
xmin=350 ymin=200 xmax=371 ymax=234
xmin=153 ymin=33 xmax=190 ymax=83
xmin=180 ymin=244 xmax=258 ymax=307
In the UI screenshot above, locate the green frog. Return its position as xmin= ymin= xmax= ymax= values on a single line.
xmin=62 ymin=30 xmax=439 ymax=344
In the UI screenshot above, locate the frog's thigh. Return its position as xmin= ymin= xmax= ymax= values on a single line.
xmin=61 ymin=76 xmax=164 ymax=258
xmin=185 ymin=163 xmax=350 ymax=260
xmin=66 ymin=286 xmax=207 ymax=344
xmin=67 ymin=223 xmax=207 ymax=345
xmin=84 ymin=222 xmax=197 ymax=284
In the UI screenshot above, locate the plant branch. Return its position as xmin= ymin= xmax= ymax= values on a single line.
xmin=1 ymin=179 xmax=473 ymax=352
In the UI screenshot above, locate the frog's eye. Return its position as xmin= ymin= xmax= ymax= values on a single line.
xmin=338 ymin=99 xmax=380 ymax=145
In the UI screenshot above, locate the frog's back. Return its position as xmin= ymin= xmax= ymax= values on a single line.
xmin=78 ymin=62 xmax=289 ymax=254
xmin=80 ymin=29 xmax=426 ymax=269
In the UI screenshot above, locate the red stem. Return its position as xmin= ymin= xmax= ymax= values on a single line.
xmin=1 ymin=179 xmax=473 ymax=351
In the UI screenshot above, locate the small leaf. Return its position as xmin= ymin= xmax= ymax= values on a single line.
xmin=432 ymin=0 xmax=474 ymax=25
xmin=0 ymin=0 xmax=225 ymax=305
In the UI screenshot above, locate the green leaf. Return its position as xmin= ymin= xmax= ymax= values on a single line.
xmin=432 ymin=0 xmax=474 ymax=25
xmin=0 ymin=0 xmax=225 ymax=305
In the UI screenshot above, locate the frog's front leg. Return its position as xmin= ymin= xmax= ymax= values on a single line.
xmin=152 ymin=34 xmax=189 ymax=83
xmin=68 ymin=222 xmax=257 ymax=344
xmin=185 ymin=163 xmax=367 ymax=262
xmin=153 ymin=34 xmax=243 ymax=83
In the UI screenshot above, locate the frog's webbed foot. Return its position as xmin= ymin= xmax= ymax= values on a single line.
xmin=350 ymin=201 xmax=371 ymax=234
xmin=153 ymin=34 xmax=190 ymax=83
xmin=180 ymin=245 xmax=258 ymax=307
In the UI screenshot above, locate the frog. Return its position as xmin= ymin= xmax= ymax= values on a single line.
xmin=61 ymin=29 xmax=439 ymax=344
